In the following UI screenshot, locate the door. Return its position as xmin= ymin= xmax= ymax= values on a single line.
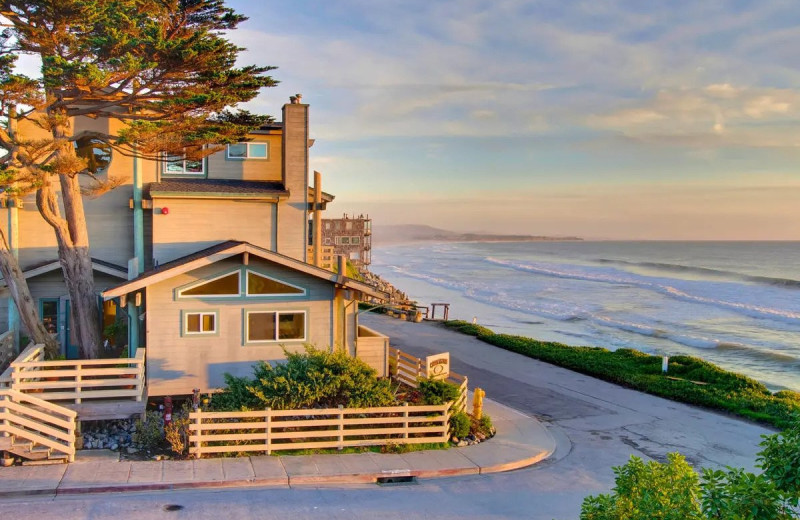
xmin=62 ymin=298 xmax=79 ymax=359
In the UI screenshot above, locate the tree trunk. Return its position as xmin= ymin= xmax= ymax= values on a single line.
xmin=0 ymin=227 xmax=59 ymax=358
xmin=34 ymin=113 xmax=103 ymax=359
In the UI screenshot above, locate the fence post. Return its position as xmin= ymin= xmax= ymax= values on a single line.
xmin=193 ymin=409 xmax=202 ymax=459
xmin=265 ymin=407 xmax=271 ymax=455
xmin=75 ymin=363 xmax=82 ymax=404
xmin=402 ymin=402 xmax=409 ymax=441
xmin=0 ymin=393 xmax=8 ymax=438
xmin=337 ymin=405 xmax=344 ymax=450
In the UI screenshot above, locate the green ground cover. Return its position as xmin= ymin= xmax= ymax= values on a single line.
xmin=443 ymin=321 xmax=800 ymax=429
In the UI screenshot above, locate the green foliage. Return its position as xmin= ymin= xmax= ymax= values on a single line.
xmin=418 ymin=378 xmax=460 ymax=406
xmin=582 ymin=416 xmax=800 ymax=520
xmin=210 ymin=346 xmax=396 ymax=411
xmin=133 ymin=410 xmax=164 ymax=450
xmin=164 ymin=404 xmax=191 ymax=457
xmin=443 ymin=321 xmax=800 ymax=429
xmin=449 ymin=411 xmax=471 ymax=439
xmin=473 ymin=414 xmax=494 ymax=436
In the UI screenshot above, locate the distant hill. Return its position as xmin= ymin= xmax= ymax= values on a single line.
xmin=372 ymin=224 xmax=582 ymax=245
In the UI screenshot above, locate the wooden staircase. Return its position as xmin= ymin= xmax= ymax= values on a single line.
xmin=0 ymin=389 xmax=76 ymax=464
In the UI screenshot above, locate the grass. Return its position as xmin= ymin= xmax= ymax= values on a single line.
xmin=443 ymin=320 xmax=800 ymax=430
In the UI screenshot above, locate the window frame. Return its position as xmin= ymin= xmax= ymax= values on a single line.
xmin=245 ymin=269 xmax=307 ymax=297
xmin=162 ymin=153 xmax=206 ymax=177
xmin=226 ymin=142 xmax=269 ymax=160
xmin=350 ymin=236 xmax=361 ymax=245
xmin=244 ymin=309 xmax=307 ymax=344
xmin=182 ymin=310 xmax=219 ymax=337
xmin=177 ymin=270 xmax=242 ymax=299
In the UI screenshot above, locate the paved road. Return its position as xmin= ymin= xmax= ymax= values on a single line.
xmin=0 ymin=314 xmax=774 ymax=519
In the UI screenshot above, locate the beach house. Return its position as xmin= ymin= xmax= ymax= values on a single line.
xmin=0 ymin=99 xmax=389 ymax=396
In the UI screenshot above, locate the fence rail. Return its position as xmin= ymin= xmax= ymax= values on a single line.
xmin=189 ymin=402 xmax=451 ymax=457
xmin=388 ymin=347 xmax=468 ymax=412
xmin=0 ymin=389 xmax=76 ymax=462
xmin=0 ymin=344 xmax=145 ymax=403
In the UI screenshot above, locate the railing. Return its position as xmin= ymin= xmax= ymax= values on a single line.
xmin=2 ymin=344 xmax=146 ymax=403
xmin=0 ymin=389 xmax=77 ymax=462
xmin=189 ymin=402 xmax=451 ymax=458
xmin=388 ymin=347 xmax=468 ymax=412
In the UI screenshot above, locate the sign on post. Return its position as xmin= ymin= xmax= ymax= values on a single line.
xmin=425 ymin=352 xmax=450 ymax=380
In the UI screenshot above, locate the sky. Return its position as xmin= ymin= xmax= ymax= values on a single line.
xmin=222 ymin=0 xmax=800 ymax=240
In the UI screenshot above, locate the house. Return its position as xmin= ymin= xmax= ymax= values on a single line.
xmin=101 ymin=240 xmax=384 ymax=396
xmin=0 ymin=99 xmax=387 ymax=392
xmin=320 ymin=213 xmax=373 ymax=267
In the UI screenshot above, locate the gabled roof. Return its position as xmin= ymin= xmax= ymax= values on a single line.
xmin=0 ymin=258 xmax=128 ymax=288
xmin=102 ymin=241 xmax=387 ymax=301
xmin=148 ymin=179 xmax=289 ymax=200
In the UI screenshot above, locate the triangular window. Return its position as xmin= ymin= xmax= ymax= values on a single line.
xmin=179 ymin=272 xmax=240 ymax=297
xmin=246 ymin=271 xmax=305 ymax=296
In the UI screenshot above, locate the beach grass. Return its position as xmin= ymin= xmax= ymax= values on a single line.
xmin=443 ymin=320 xmax=800 ymax=429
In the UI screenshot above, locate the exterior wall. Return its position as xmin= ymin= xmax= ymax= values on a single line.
xmin=356 ymin=325 xmax=389 ymax=377
xmin=151 ymin=199 xmax=276 ymax=266
xmin=276 ymin=104 xmax=309 ymax=262
xmin=143 ymin=255 xmax=340 ymax=396
xmin=203 ymin=134 xmax=283 ymax=182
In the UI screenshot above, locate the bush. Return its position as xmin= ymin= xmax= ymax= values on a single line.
xmin=164 ymin=404 xmax=191 ymax=457
xmin=449 ymin=411 xmax=471 ymax=439
xmin=210 ymin=345 xmax=396 ymax=411
xmin=472 ymin=414 xmax=494 ymax=437
xmin=443 ymin=321 xmax=800 ymax=429
xmin=133 ymin=410 xmax=164 ymax=450
xmin=418 ymin=378 xmax=461 ymax=405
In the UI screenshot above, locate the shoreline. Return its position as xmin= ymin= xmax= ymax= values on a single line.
xmin=441 ymin=320 xmax=799 ymax=430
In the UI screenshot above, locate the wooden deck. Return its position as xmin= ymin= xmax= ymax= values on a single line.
xmin=64 ymin=396 xmax=147 ymax=421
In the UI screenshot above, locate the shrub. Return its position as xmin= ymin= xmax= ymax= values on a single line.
xmin=472 ymin=414 xmax=494 ymax=437
xmin=164 ymin=404 xmax=191 ymax=457
xmin=133 ymin=410 xmax=164 ymax=450
xmin=449 ymin=411 xmax=471 ymax=439
xmin=418 ymin=378 xmax=460 ymax=405
xmin=211 ymin=345 xmax=396 ymax=411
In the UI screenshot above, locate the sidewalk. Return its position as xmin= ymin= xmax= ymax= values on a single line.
xmin=0 ymin=398 xmax=556 ymax=497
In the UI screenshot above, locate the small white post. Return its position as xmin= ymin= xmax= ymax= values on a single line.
xmin=662 ymin=355 xmax=669 ymax=374
xmin=337 ymin=405 xmax=344 ymax=450
xmin=265 ymin=407 xmax=271 ymax=455
xmin=193 ymin=410 xmax=202 ymax=459
xmin=75 ymin=363 xmax=82 ymax=404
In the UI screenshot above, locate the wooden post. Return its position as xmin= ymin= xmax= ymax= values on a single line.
xmin=313 ymin=170 xmax=323 ymax=267
xmin=337 ymin=405 xmax=344 ymax=450
xmin=402 ymin=402 xmax=409 ymax=440
xmin=265 ymin=407 xmax=271 ymax=455
xmin=193 ymin=409 xmax=202 ymax=459
xmin=75 ymin=363 xmax=82 ymax=404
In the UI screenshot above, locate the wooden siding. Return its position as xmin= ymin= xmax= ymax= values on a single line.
xmin=356 ymin=325 xmax=388 ymax=377
xmin=276 ymin=104 xmax=308 ymax=262
xmin=151 ymin=199 xmax=276 ymax=266
xmin=143 ymin=255 xmax=344 ymax=396
xmin=204 ymin=135 xmax=283 ymax=182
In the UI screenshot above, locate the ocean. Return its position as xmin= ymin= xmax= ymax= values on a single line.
xmin=370 ymin=241 xmax=800 ymax=392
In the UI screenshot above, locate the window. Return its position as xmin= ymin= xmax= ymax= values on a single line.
xmin=324 ymin=222 xmax=331 ymax=230
xmin=184 ymin=312 xmax=217 ymax=335
xmin=74 ymin=137 xmax=112 ymax=174
xmin=336 ymin=236 xmax=350 ymax=245
xmin=227 ymin=142 xmax=268 ymax=160
xmin=163 ymin=154 xmax=204 ymax=176
xmin=246 ymin=271 xmax=305 ymax=296
xmin=345 ymin=221 xmax=353 ymax=231
xmin=40 ymin=299 xmax=59 ymax=335
xmin=351 ymin=236 xmax=360 ymax=245
xmin=179 ymin=272 xmax=240 ymax=297
xmin=324 ymin=237 xmax=332 ymax=245
xmin=246 ymin=311 xmax=305 ymax=342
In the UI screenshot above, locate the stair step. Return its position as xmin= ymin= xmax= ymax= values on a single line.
xmin=21 ymin=458 xmax=67 ymax=466
xmin=7 ymin=448 xmax=49 ymax=461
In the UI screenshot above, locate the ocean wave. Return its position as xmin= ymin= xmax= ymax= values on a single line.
xmin=595 ymin=258 xmax=800 ymax=289
xmin=485 ymin=257 xmax=800 ymax=324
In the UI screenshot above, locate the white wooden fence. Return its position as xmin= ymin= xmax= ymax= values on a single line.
xmin=0 ymin=344 xmax=145 ymax=404
xmin=189 ymin=402 xmax=451 ymax=457
xmin=0 ymin=389 xmax=77 ymax=462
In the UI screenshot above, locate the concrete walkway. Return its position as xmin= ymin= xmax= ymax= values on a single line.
xmin=0 ymin=398 xmax=556 ymax=497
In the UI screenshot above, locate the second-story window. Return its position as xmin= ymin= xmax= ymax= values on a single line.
xmin=164 ymin=154 xmax=204 ymax=176
xmin=227 ymin=142 xmax=269 ymax=160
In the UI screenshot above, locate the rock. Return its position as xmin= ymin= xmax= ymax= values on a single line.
xmin=457 ymin=440 xmax=468 ymax=447
xmin=110 ymin=443 xmax=119 ymax=451
xmin=127 ymin=447 xmax=139 ymax=454
xmin=451 ymin=437 xmax=459 ymax=443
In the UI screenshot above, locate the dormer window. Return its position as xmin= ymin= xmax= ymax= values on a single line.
xmin=163 ymin=154 xmax=204 ymax=176
xmin=227 ymin=142 xmax=268 ymax=160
